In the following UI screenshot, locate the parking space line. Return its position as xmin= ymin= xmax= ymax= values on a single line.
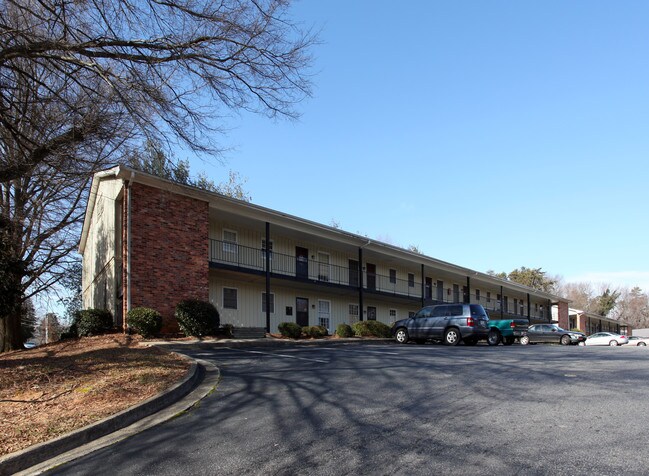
xmin=224 ymin=347 xmax=329 ymax=363
xmin=333 ymin=348 xmax=400 ymax=356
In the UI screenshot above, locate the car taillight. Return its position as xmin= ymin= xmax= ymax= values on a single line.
xmin=467 ymin=317 xmax=475 ymax=327
xmin=510 ymin=322 xmax=516 ymax=328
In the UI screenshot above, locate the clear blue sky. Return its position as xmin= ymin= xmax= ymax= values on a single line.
xmin=195 ymin=0 xmax=649 ymax=292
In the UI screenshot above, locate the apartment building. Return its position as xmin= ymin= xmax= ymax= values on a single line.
xmin=80 ymin=166 xmax=571 ymax=334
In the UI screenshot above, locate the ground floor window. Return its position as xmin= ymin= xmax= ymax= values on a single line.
xmin=223 ymin=287 xmax=238 ymax=309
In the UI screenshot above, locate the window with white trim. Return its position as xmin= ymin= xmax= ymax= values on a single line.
xmin=389 ymin=309 xmax=397 ymax=319
xmin=262 ymin=293 xmax=275 ymax=313
xmin=222 ymin=229 xmax=238 ymax=254
xmin=349 ymin=304 xmax=359 ymax=316
xmin=318 ymin=252 xmax=330 ymax=282
xmin=408 ymin=273 xmax=415 ymax=288
xmin=389 ymin=269 xmax=397 ymax=284
xmin=475 ymin=289 xmax=481 ymax=303
xmin=223 ymin=287 xmax=238 ymax=309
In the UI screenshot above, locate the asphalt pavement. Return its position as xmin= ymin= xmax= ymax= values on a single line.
xmin=40 ymin=342 xmax=649 ymax=475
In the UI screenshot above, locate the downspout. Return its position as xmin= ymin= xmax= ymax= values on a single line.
xmin=126 ymin=172 xmax=135 ymax=323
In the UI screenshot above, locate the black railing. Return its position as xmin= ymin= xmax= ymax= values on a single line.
xmin=210 ymin=240 xmax=421 ymax=298
xmin=209 ymin=239 xmax=550 ymax=318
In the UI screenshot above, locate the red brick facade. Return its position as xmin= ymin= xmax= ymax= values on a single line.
xmin=123 ymin=183 xmax=209 ymax=333
xmin=557 ymin=301 xmax=569 ymax=330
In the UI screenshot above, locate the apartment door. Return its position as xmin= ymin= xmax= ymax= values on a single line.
xmin=348 ymin=259 xmax=359 ymax=287
xmin=367 ymin=306 xmax=377 ymax=321
xmin=366 ymin=263 xmax=376 ymax=291
xmin=296 ymin=247 xmax=308 ymax=279
xmin=296 ymin=297 xmax=309 ymax=326
xmin=436 ymin=280 xmax=444 ymax=302
xmin=425 ymin=277 xmax=433 ymax=300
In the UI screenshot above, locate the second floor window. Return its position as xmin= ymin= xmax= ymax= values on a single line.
xmin=408 ymin=273 xmax=415 ymax=288
xmin=389 ymin=269 xmax=397 ymax=284
xmin=222 ymin=230 xmax=237 ymax=254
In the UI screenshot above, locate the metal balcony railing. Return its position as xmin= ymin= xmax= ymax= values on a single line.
xmin=209 ymin=239 xmax=549 ymax=319
xmin=209 ymin=239 xmax=422 ymax=298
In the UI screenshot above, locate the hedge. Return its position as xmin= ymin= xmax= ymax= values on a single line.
xmin=128 ymin=307 xmax=162 ymax=338
xmin=175 ymin=299 xmax=220 ymax=337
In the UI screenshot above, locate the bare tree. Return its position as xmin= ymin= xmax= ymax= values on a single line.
xmin=0 ymin=0 xmax=316 ymax=351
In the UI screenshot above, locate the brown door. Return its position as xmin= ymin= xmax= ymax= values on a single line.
xmin=366 ymin=263 xmax=376 ymax=291
xmin=296 ymin=247 xmax=308 ymax=279
xmin=296 ymin=297 xmax=309 ymax=326
xmin=367 ymin=306 xmax=377 ymax=321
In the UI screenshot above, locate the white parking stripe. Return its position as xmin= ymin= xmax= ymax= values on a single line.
xmin=332 ymin=348 xmax=400 ymax=356
xmin=224 ymin=347 xmax=329 ymax=363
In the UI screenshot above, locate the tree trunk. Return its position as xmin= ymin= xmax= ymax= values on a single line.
xmin=0 ymin=306 xmax=23 ymax=352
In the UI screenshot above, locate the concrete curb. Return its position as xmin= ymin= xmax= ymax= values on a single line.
xmin=0 ymin=352 xmax=201 ymax=476
xmin=147 ymin=337 xmax=395 ymax=349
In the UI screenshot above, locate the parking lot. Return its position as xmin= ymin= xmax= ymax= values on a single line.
xmin=49 ymin=342 xmax=649 ymax=475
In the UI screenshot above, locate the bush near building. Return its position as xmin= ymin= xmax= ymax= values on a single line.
xmin=278 ymin=322 xmax=302 ymax=339
xmin=352 ymin=321 xmax=392 ymax=338
xmin=127 ymin=307 xmax=162 ymax=338
xmin=175 ymin=299 xmax=220 ymax=337
xmin=336 ymin=323 xmax=354 ymax=338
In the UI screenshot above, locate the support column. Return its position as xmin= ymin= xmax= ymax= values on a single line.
xmin=358 ymin=247 xmax=364 ymax=322
xmin=265 ymin=222 xmax=271 ymax=333
xmin=500 ymin=285 xmax=504 ymax=320
xmin=465 ymin=276 xmax=470 ymax=304
xmin=527 ymin=293 xmax=531 ymax=321
xmin=421 ymin=264 xmax=425 ymax=308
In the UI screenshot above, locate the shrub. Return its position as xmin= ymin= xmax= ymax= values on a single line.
xmin=128 ymin=307 xmax=162 ymax=338
xmin=220 ymin=323 xmax=234 ymax=338
xmin=336 ymin=323 xmax=354 ymax=338
xmin=352 ymin=320 xmax=392 ymax=338
xmin=278 ymin=322 xmax=302 ymax=339
xmin=303 ymin=325 xmax=328 ymax=338
xmin=75 ymin=309 xmax=114 ymax=337
xmin=175 ymin=299 xmax=220 ymax=337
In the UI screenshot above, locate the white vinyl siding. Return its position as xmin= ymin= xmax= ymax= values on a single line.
xmin=262 ymin=292 xmax=275 ymax=313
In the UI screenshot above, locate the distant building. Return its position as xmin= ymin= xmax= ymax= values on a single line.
xmin=80 ymin=166 xmax=571 ymax=335
xmin=568 ymin=308 xmax=630 ymax=335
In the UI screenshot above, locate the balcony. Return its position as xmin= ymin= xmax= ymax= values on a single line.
xmin=209 ymin=239 xmax=422 ymax=299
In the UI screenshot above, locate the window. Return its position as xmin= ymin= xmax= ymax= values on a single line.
xmin=348 ymin=304 xmax=359 ymax=316
xmin=222 ymin=230 xmax=238 ymax=254
xmin=318 ymin=252 xmax=330 ymax=282
xmin=475 ymin=289 xmax=481 ymax=303
xmin=318 ymin=300 xmax=331 ymax=331
xmin=261 ymin=239 xmax=273 ymax=261
xmin=408 ymin=273 xmax=415 ymax=288
xmin=487 ymin=291 xmax=491 ymax=303
xmin=223 ymin=288 xmax=238 ymax=309
xmin=389 ymin=309 xmax=397 ymax=318
xmin=262 ymin=293 xmax=275 ymax=313
xmin=389 ymin=269 xmax=397 ymax=284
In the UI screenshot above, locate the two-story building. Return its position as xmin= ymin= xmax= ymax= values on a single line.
xmin=80 ymin=166 xmax=571 ymax=334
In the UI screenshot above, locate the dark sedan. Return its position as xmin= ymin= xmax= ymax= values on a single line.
xmin=519 ymin=324 xmax=586 ymax=345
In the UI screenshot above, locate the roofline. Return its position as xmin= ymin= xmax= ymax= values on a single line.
xmin=80 ymin=165 xmax=570 ymax=303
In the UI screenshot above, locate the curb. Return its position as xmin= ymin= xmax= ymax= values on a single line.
xmin=0 ymin=353 xmax=201 ymax=476
xmin=148 ymin=337 xmax=395 ymax=350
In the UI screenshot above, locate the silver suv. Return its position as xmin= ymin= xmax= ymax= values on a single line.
xmin=391 ymin=304 xmax=490 ymax=346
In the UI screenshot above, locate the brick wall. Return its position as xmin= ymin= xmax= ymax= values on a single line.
xmin=557 ymin=301 xmax=569 ymax=330
xmin=126 ymin=183 xmax=209 ymax=333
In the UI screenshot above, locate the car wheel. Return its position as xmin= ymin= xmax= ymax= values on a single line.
xmin=503 ymin=336 xmax=515 ymax=346
xmin=464 ymin=338 xmax=478 ymax=346
xmin=444 ymin=328 xmax=461 ymax=346
xmin=395 ymin=328 xmax=409 ymax=344
xmin=487 ymin=330 xmax=501 ymax=346
xmin=609 ymin=340 xmax=618 ymax=346
xmin=520 ymin=335 xmax=530 ymax=345
xmin=560 ymin=335 xmax=571 ymax=346
xmin=639 ymin=342 xmax=647 ymax=347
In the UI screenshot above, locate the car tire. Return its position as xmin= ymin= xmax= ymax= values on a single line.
xmin=639 ymin=342 xmax=647 ymax=347
xmin=560 ymin=335 xmax=571 ymax=346
xmin=487 ymin=330 xmax=501 ymax=346
xmin=464 ymin=338 xmax=478 ymax=346
xmin=395 ymin=328 xmax=409 ymax=344
xmin=609 ymin=340 xmax=618 ymax=346
xmin=520 ymin=335 xmax=530 ymax=345
xmin=503 ymin=336 xmax=515 ymax=346
xmin=444 ymin=328 xmax=461 ymax=346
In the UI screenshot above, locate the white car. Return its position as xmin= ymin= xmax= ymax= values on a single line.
xmin=623 ymin=336 xmax=648 ymax=347
xmin=583 ymin=332 xmax=629 ymax=346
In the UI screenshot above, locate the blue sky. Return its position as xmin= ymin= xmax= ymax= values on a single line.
xmin=194 ymin=0 xmax=649 ymax=291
